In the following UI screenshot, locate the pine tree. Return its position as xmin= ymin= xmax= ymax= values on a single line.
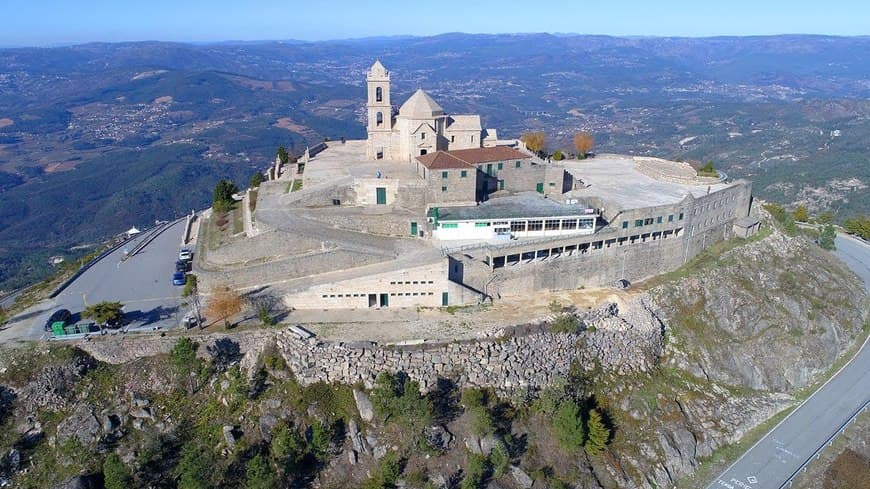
xmin=585 ymin=408 xmax=610 ymax=455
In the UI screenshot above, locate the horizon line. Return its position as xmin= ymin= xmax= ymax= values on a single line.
xmin=2 ymin=31 xmax=869 ymax=49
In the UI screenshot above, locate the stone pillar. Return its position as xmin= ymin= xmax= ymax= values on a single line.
xmin=273 ymin=155 xmax=281 ymax=181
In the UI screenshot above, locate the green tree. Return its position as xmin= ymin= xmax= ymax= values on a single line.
xmin=552 ymin=150 xmax=565 ymax=161
xmin=212 ymin=179 xmax=239 ymax=213
xmin=276 ymin=146 xmax=290 ymax=165
xmin=170 ymin=338 xmax=203 ymax=393
xmin=552 ymin=400 xmax=586 ymax=451
xmin=82 ymin=301 xmax=124 ymax=326
xmin=793 ymin=205 xmax=809 ymax=222
xmin=819 ymin=224 xmax=837 ymax=250
xmin=258 ymin=304 xmax=275 ymax=326
xmin=584 ymin=409 xmax=610 ymax=455
xmin=244 ymin=454 xmax=276 ymax=489
xmin=844 ymin=216 xmax=870 ymax=240
xmin=103 ymin=453 xmax=133 ymax=489
xmin=249 ymin=172 xmax=266 ymax=188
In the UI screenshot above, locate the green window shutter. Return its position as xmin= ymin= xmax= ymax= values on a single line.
xmin=442 ymin=171 xmax=448 ymax=178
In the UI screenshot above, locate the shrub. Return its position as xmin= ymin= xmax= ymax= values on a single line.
xmin=550 ymin=313 xmax=580 ymax=334
xmin=490 ymin=442 xmax=511 ymax=477
xmin=103 ymin=453 xmax=133 ymax=489
xmin=182 ymin=274 xmax=197 ymax=297
xmin=308 ymin=421 xmax=333 ymax=463
xmin=270 ymin=422 xmax=305 ymax=475
xmin=370 ymin=372 xmax=434 ymax=431
xmin=244 ymin=454 xmax=276 ymax=489
xmin=257 ymin=304 xmax=275 ymax=326
xmin=552 ymin=400 xmax=586 ymax=451
xmin=461 ymin=453 xmax=489 ymax=489
xmin=552 ymin=150 xmax=564 ymax=161
xmin=249 ymin=172 xmax=266 ymax=188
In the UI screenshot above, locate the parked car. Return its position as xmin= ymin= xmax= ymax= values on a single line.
xmin=44 ymin=308 xmax=72 ymax=331
xmin=175 ymin=260 xmax=192 ymax=272
xmin=179 ymin=249 xmax=193 ymax=261
xmin=172 ymin=271 xmax=187 ymax=286
xmin=182 ymin=312 xmax=203 ymax=329
xmin=105 ymin=313 xmax=127 ymax=329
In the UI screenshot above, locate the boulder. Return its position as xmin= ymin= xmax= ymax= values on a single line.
xmin=223 ymin=426 xmax=237 ymax=449
xmin=259 ymin=414 xmax=278 ymax=442
xmin=347 ymin=420 xmax=369 ymax=455
xmin=56 ymin=405 xmax=101 ymax=446
xmin=510 ymin=465 xmax=534 ymax=489
xmin=425 ymin=425 xmax=453 ymax=451
xmin=353 ymin=390 xmax=375 ymax=422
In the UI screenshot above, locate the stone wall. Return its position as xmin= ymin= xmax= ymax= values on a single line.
xmin=277 ymin=299 xmax=663 ymax=392
xmin=73 ymin=301 xmax=663 ymax=394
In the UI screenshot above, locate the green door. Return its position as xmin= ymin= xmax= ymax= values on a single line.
xmin=376 ymin=187 xmax=387 ymax=205
xmin=441 ymin=292 xmax=449 ymax=306
xmin=498 ymin=179 xmax=505 ymax=190
xmin=410 ymin=221 xmax=418 ymax=236
xmin=379 ymin=293 xmax=389 ymax=307
xmin=536 ymin=182 xmax=544 ymax=194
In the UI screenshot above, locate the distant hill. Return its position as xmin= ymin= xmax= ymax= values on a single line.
xmin=1 ymin=34 xmax=868 ymax=290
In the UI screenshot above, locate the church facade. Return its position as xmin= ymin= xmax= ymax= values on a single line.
xmin=365 ymin=60 xmax=496 ymax=162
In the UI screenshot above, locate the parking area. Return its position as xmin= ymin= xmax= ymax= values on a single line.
xmin=0 ymin=219 xmax=191 ymax=342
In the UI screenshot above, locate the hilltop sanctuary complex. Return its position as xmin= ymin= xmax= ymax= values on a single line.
xmin=202 ymin=61 xmax=756 ymax=312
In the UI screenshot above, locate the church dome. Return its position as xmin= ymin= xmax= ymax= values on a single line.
xmin=399 ymin=89 xmax=445 ymax=119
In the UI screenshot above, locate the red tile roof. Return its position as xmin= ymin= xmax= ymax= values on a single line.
xmin=416 ymin=146 xmax=530 ymax=169
xmin=415 ymin=152 xmax=474 ymax=170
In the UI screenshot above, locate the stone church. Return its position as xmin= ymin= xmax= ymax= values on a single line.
xmin=365 ymin=60 xmax=497 ymax=162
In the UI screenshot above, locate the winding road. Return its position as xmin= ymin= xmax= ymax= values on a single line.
xmin=706 ymin=234 xmax=870 ymax=489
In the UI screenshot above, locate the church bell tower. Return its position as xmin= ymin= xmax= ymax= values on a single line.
xmin=366 ymin=60 xmax=392 ymax=159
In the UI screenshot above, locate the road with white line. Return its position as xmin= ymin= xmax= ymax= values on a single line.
xmin=707 ymin=234 xmax=870 ymax=489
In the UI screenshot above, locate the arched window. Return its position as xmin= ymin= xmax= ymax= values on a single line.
xmin=375 ymin=86 xmax=383 ymax=102
xmin=376 ymin=112 xmax=383 ymax=127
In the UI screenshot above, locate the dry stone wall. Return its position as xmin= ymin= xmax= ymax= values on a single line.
xmin=76 ymin=300 xmax=663 ymax=393
xmin=277 ymin=299 xmax=664 ymax=392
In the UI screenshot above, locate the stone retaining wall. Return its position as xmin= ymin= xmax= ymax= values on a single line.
xmin=76 ymin=300 xmax=663 ymax=393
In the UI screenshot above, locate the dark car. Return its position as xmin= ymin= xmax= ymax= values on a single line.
xmin=175 ymin=260 xmax=192 ymax=272
xmin=44 ymin=308 xmax=72 ymax=331
xmin=172 ymin=271 xmax=186 ymax=286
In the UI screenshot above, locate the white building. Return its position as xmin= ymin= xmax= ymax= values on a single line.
xmin=430 ymin=194 xmax=599 ymax=241
xmin=365 ymin=60 xmax=496 ymax=162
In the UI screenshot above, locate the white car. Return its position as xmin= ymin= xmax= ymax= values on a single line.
xmin=179 ymin=249 xmax=193 ymax=261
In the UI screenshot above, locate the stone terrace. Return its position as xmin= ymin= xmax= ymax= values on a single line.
xmin=562 ymin=154 xmax=729 ymax=210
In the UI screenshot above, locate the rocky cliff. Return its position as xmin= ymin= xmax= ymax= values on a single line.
xmin=0 ymin=227 xmax=865 ymax=489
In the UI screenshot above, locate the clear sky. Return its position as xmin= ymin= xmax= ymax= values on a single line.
xmin=2 ymin=0 xmax=867 ymax=47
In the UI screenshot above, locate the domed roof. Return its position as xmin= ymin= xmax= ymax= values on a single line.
xmin=399 ymin=89 xmax=445 ymax=119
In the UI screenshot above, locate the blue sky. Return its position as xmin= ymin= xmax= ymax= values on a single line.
xmin=2 ymin=0 xmax=868 ymax=46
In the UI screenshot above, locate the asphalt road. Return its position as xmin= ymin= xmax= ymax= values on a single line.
xmin=707 ymin=234 xmax=870 ymax=489
xmin=7 ymin=220 xmax=189 ymax=341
